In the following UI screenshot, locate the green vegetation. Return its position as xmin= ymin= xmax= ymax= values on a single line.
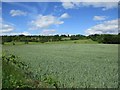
xmin=89 ymin=34 xmax=120 ymax=44
xmin=4 ymin=39 xmax=98 ymax=45
xmin=1 ymin=34 xmax=119 ymax=88
xmin=2 ymin=54 xmax=30 ymax=88
xmin=2 ymin=43 xmax=118 ymax=88
xmin=0 ymin=44 xmax=2 ymax=89
xmin=1 ymin=33 xmax=120 ymax=44
xmin=2 ymin=53 xmax=58 ymax=88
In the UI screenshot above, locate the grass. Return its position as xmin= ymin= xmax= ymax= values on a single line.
xmin=2 ymin=42 xmax=118 ymax=88
xmin=0 ymin=44 xmax=2 ymax=89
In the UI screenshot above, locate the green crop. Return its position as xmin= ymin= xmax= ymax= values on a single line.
xmin=2 ymin=44 xmax=118 ymax=88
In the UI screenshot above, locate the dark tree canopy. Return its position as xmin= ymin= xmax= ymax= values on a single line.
xmin=1 ymin=34 xmax=120 ymax=44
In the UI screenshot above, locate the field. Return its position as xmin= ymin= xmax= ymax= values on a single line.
xmin=2 ymin=42 xmax=118 ymax=88
xmin=0 ymin=44 xmax=2 ymax=89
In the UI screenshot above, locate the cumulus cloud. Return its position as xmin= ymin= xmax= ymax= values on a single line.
xmin=61 ymin=2 xmax=118 ymax=10
xmin=19 ymin=31 xmax=30 ymax=35
xmin=30 ymin=14 xmax=65 ymax=30
xmin=10 ymin=9 xmax=27 ymax=16
xmin=0 ymin=19 xmax=15 ymax=34
xmin=3 ymin=0 xmax=119 ymax=2
xmin=0 ymin=18 xmax=31 ymax=36
xmin=60 ymin=13 xmax=70 ymax=19
xmin=93 ymin=16 xmax=107 ymax=21
xmin=1 ymin=31 xmax=31 ymax=36
xmin=60 ymin=0 xmax=118 ymax=2
xmin=1 ymin=24 xmax=15 ymax=33
xmin=41 ymin=29 xmax=56 ymax=35
xmin=62 ymin=2 xmax=75 ymax=9
xmin=81 ymin=2 xmax=118 ymax=11
xmin=85 ymin=19 xmax=118 ymax=35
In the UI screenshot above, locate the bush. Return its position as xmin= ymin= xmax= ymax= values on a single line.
xmin=25 ymin=41 xmax=29 ymax=44
xmin=13 ymin=42 xmax=15 ymax=45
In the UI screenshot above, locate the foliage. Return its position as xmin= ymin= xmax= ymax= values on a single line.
xmin=2 ymin=53 xmax=60 ymax=88
xmin=2 ymin=34 xmax=120 ymax=44
xmin=2 ymin=44 xmax=118 ymax=88
xmin=88 ymin=34 xmax=120 ymax=44
xmin=70 ymin=34 xmax=86 ymax=40
xmin=2 ymin=54 xmax=31 ymax=88
xmin=1 ymin=35 xmax=62 ymax=44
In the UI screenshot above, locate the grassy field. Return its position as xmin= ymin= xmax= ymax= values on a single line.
xmin=4 ymin=39 xmax=98 ymax=45
xmin=2 ymin=42 xmax=118 ymax=88
xmin=0 ymin=44 xmax=2 ymax=89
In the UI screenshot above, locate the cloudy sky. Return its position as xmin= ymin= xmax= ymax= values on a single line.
xmin=1 ymin=1 xmax=118 ymax=35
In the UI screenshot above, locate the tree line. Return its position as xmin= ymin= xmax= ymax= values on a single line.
xmin=88 ymin=34 xmax=120 ymax=44
xmin=1 ymin=33 xmax=120 ymax=44
xmin=1 ymin=34 xmax=86 ymax=44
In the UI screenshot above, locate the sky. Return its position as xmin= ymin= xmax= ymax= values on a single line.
xmin=1 ymin=1 xmax=118 ymax=36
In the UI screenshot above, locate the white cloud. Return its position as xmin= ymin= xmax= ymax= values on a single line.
xmin=20 ymin=31 xmax=30 ymax=35
xmin=2 ymin=0 xmax=119 ymax=2
xmin=81 ymin=2 xmax=118 ymax=11
xmin=0 ymin=18 xmax=31 ymax=36
xmin=61 ymin=2 xmax=118 ymax=10
xmin=85 ymin=19 xmax=118 ymax=35
xmin=30 ymin=14 xmax=64 ymax=30
xmin=0 ymin=20 xmax=15 ymax=34
xmin=1 ymin=24 xmax=14 ymax=33
xmin=1 ymin=31 xmax=31 ymax=36
xmin=62 ymin=2 xmax=75 ymax=9
xmin=10 ymin=9 xmax=27 ymax=16
xmin=60 ymin=13 xmax=70 ymax=19
xmin=41 ymin=29 xmax=56 ymax=35
xmin=0 ymin=18 xmax=30 ymax=36
xmin=60 ymin=0 xmax=119 ymax=2
xmin=93 ymin=16 xmax=107 ymax=21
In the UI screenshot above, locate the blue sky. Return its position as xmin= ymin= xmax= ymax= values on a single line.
xmin=1 ymin=2 xmax=118 ymax=35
